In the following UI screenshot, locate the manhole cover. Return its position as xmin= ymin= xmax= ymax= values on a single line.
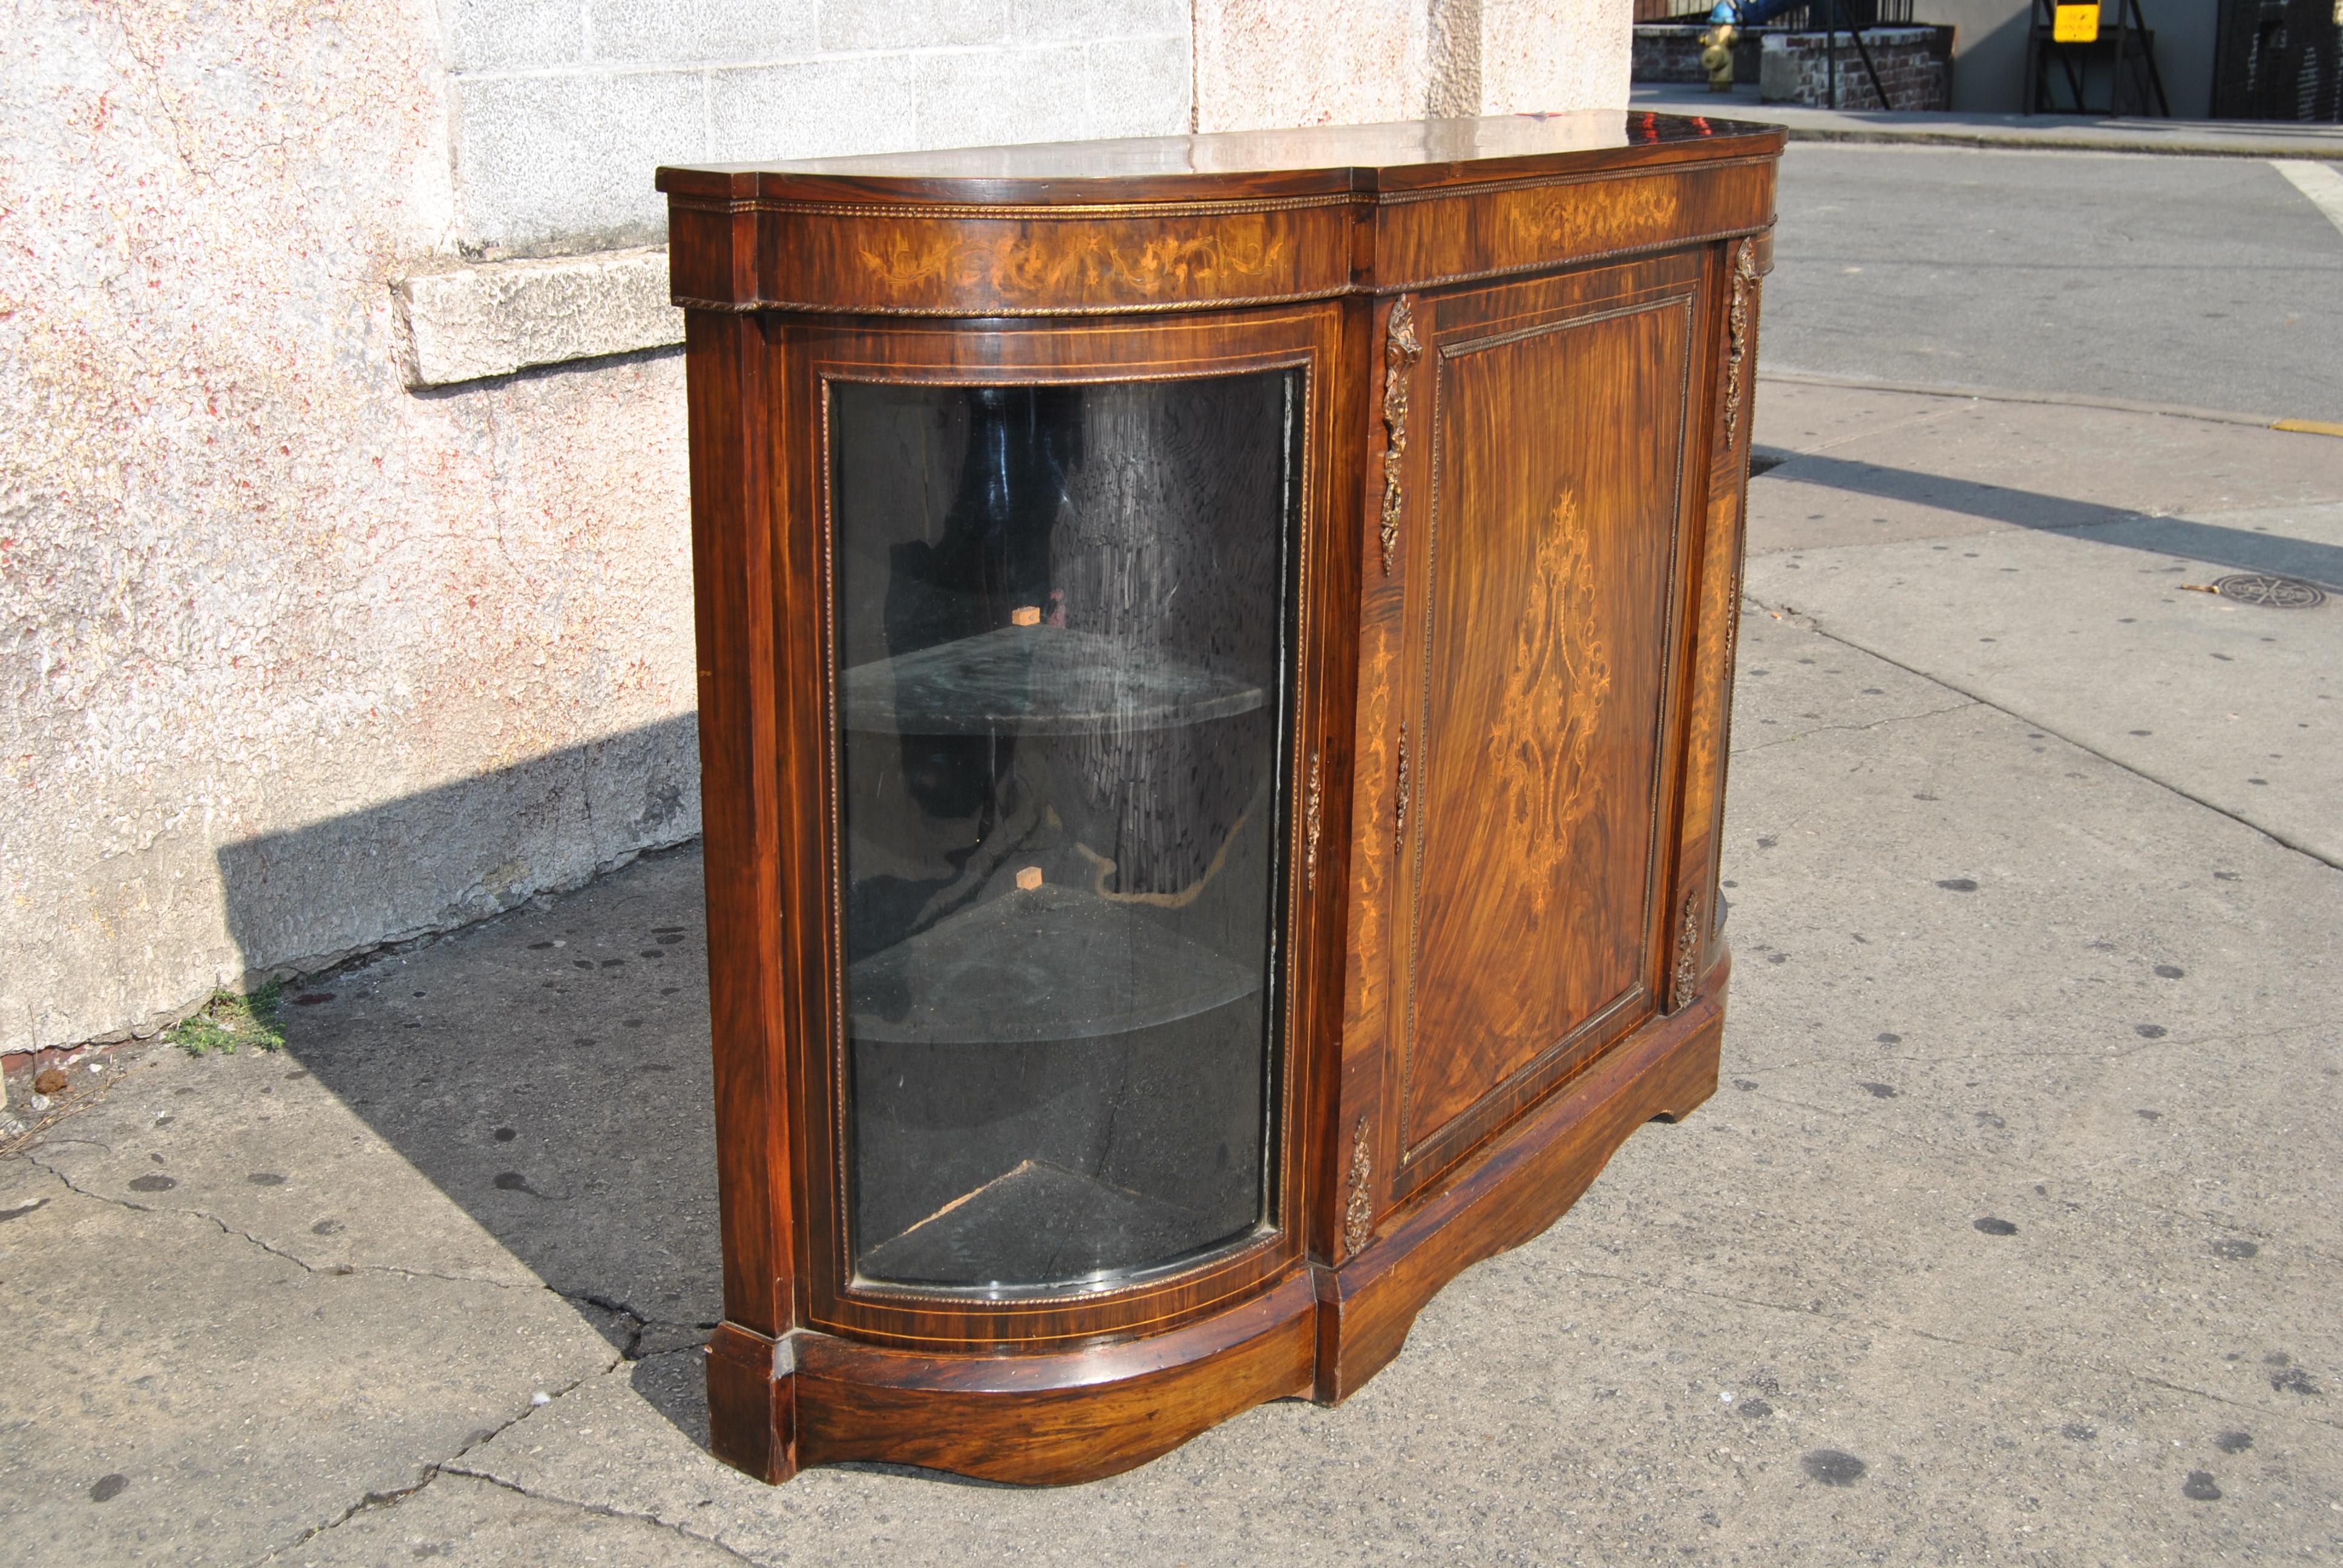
xmin=2213 ymin=574 xmax=2325 ymax=609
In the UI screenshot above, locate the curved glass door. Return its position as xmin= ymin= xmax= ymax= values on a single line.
xmin=830 ymin=370 xmax=1299 ymax=1293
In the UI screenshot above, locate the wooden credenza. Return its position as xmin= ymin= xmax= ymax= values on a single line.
xmin=660 ymin=110 xmax=1780 ymax=1486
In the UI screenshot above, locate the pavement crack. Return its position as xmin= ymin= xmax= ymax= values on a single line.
xmin=1895 ymin=1327 xmax=2343 ymax=1437
xmin=449 ymin=1364 xmax=612 ymax=1462
xmin=1753 ymin=396 xmax=1971 ymax=460
xmin=251 ymin=1468 xmax=445 ymax=1564
xmin=254 ymin=1368 xmax=612 ymax=1563
xmin=31 ymin=1159 xmax=331 ymax=1276
xmin=1740 ymin=594 xmax=2343 ymax=872
xmin=1731 ymin=1091 xmax=1856 ymax=1122
xmin=1731 ymin=698 xmax=1980 ymax=755
xmin=563 ymin=1290 xmax=649 ymax=1357
xmin=552 ymin=1290 xmax=713 ymax=1361
xmin=27 ymin=1156 xmax=532 ymax=1291
xmin=436 ymin=1467 xmax=765 ymax=1566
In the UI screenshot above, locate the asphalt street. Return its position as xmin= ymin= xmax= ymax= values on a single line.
xmin=1761 ymin=143 xmax=2343 ymax=423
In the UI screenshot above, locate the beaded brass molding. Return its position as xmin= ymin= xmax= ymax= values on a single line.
xmin=1369 ymin=152 xmax=1780 ymax=207
xmin=667 ymin=192 xmax=1362 ymax=223
xmin=1366 ymin=223 xmax=1769 ymax=301
xmin=674 ymin=290 xmax=1334 ymax=318
xmin=1724 ymin=237 xmax=1758 ymax=448
xmin=1379 ymin=296 xmax=1422 ymax=578
xmin=1344 ymin=1116 xmax=1375 ymax=1254
xmin=672 ymin=224 xmax=1774 ymax=319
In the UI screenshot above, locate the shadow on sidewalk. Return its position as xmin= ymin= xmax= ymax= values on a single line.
xmin=214 ymin=719 xmax=723 ymax=1446
xmin=1756 ymin=448 xmax=2343 ymax=587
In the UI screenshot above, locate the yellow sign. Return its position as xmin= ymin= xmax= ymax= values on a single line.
xmin=2053 ymin=3 xmax=2101 ymax=42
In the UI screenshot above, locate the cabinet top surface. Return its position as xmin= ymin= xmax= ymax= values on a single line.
xmin=657 ymin=111 xmax=1781 ymax=204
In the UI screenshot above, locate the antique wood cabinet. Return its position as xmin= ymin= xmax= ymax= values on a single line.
xmin=658 ymin=110 xmax=1780 ymax=1486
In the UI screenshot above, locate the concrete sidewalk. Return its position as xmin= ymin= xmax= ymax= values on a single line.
xmin=1632 ymin=82 xmax=2343 ymax=161
xmin=2 ymin=384 xmax=2339 ymax=1565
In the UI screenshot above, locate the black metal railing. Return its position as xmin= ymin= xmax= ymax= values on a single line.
xmin=1634 ymin=0 xmax=1916 ymax=26
xmin=2212 ymin=0 xmax=2343 ymax=121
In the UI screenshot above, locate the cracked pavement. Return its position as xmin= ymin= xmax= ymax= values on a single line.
xmin=2 ymin=381 xmax=2339 ymax=1564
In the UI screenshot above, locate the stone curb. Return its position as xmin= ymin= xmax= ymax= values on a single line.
xmin=1631 ymin=91 xmax=2343 ymax=163
xmin=1771 ymin=122 xmax=2343 ymax=162
xmin=1754 ymin=370 xmax=2305 ymax=432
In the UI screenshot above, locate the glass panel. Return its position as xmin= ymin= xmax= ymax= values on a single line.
xmin=831 ymin=370 xmax=1299 ymax=1294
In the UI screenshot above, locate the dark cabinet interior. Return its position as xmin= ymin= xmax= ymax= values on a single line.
xmin=830 ymin=373 xmax=1300 ymax=1292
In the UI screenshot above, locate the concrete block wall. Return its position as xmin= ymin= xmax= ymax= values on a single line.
xmin=1 ymin=0 xmax=1628 ymax=1063
xmin=442 ymin=0 xmax=1194 ymax=253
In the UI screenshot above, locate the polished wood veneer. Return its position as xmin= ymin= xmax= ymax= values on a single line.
xmin=663 ymin=109 xmax=1778 ymax=1486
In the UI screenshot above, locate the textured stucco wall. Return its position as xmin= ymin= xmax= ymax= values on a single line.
xmin=2 ymin=0 xmax=1627 ymax=1061
xmin=0 ymin=0 xmax=700 ymax=1057
xmin=1481 ymin=0 xmax=1635 ymax=114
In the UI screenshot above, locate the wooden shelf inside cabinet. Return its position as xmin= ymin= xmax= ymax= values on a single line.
xmin=664 ymin=108 xmax=1779 ymax=1489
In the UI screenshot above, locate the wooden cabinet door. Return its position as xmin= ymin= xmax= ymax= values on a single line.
xmin=1386 ymin=251 xmax=1707 ymax=1195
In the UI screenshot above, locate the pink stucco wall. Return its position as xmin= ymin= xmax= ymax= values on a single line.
xmin=1 ymin=1 xmax=697 ymax=1056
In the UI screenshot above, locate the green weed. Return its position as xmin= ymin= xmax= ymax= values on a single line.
xmin=167 ymin=982 xmax=287 ymax=1055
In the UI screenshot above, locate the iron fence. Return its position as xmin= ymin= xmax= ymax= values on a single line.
xmin=2212 ymin=0 xmax=2343 ymax=121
